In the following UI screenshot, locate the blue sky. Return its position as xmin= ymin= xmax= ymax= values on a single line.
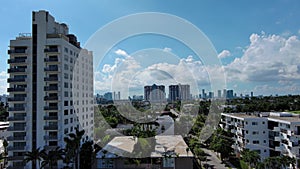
xmin=1 ymin=0 xmax=300 ymax=97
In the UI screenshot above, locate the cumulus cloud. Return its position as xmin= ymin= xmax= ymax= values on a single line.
xmin=218 ymin=50 xmax=231 ymax=59
xmin=226 ymin=33 xmax=300 ymax=83
xmin=115 ymin=49 xmax=130 ymax=58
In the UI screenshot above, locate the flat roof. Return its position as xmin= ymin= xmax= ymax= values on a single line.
xmin=222 ymin=113 xmax=300 ymax=123
xmin=268 ymin=116 xmax=300 ymax=123
xmin=98 ymin=135 xmax=193 ymax=158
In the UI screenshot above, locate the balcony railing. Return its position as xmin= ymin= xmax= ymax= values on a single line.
xmin=44 ymin=125 xmax=58 ymax=130
xmin=7 ymin=116 xmax=26 ymax=121
xmin=44 ymin=96 xmax=58 ymax=101
xmin=8 ymin=97 xmax=25 ymax=102
xmin=8 ymin=49 xmax=27 ymax=54
xmin=44 ymin=58 xmax=59 ymax=62
xmin=44 ymin=116 xmax=58 ymax=120
xmin=44 ymin=67 xmax=58 ymax=72
xmin=7 ymin=146 xmax=25 ymax=151
xmin=7 ymin=77 xmax=26 ymax=83
xmin=7 ymin=87 xmax=26 ymax=92
xmin=7 ymin=156 xmax=24 ymax=161
xmin=8 ymin=107 xmax=25 ymax=111
xmin=7 ymin=136 xmax=26 ymax=141
xmin=44 ymin=86 xmax=58 ymax=91
xmin=8 ymin=67 xmax=26 ymax=73
xmin=44 ymin=48 xmax=59 ymax=53
xmin=44 ymin=77 xmax=58 ymax=82
xmin=44 ymin=135 xmax=58 ymax=140
xmin=7 ymin=58 xmax=26 ymax=64
xmin=7 ymin=126 xmax=26 ymax=131
xmin=44 ymin=106 xmax=58 ymax=110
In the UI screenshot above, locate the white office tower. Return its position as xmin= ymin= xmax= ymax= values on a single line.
xmin=7 ymin=10 xmax=93 ymax=169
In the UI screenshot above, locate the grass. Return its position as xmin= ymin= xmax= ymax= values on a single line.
xmin=289 ymin=110 xmax=300 ymax=114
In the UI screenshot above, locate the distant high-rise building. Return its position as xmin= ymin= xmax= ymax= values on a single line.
xmin=223 ymin=89 xmax=227 ymax=98
xmin=208 ymin=92 xmax=214 ymax=99
xmin=104 ymin=92 xmax=113 ymax=101
xmin=217 ymin=90 xmax=222 ymax=98
xmin=202 ymin=89 xmax=206 ymax=99
xmin=7 ymin=10 xmax=93 ymax=169
xmin=169 ymin=84 xmax=190 ymax=101
xmin=144 ymin=84 xmax=166 ymax=102
xmin=227 ymin=90 xmax=234 ymax=99
xmin=251 ymin=91 xmax=254 ymax=98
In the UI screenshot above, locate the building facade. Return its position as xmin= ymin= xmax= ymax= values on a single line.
xmin=221 ymin=112 xmax=300 ymax=160
xmin=169 ymin=84 xmax=190 ymax=102
xmin=144 ymin=84 xmax=166 ymax=102
xmin=7 ymin=10 xmax=93 ymax=169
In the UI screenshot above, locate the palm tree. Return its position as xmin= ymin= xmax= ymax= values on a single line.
xmin=23 ymin=148 xmax=46 ymax=169
xmin=3 ymin=139 xmax=8 ymax=167
xmin=41 ymin=147 xmax=65 ymax=169
xmin=64 ymin=127 xmax=84 ymax=169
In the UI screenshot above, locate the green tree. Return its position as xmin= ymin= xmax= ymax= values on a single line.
xmin=241 ymin=149 xmax=260 ymax=168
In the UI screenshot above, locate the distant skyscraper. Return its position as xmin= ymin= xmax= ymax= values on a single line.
xmin=227 ymin=90 xmax=234 ymax=99
xmin=217 ymin=90 xmax=222 ymax=98
xmin=104 ymin=92 xmax=113 ymax=101
xmin=251 ymin=91 xmax=254 ymax=98
xmin=7 ymin=10 xmax=93 ymax=169
xmin=169 ymin=84 xmax=191 ymax=101
xmin=144 ymin=84 xmax=166 ymax=102
xmin=202 ymin=89 xmax=206 ymax=99
xmin=223 ymin=89 xmax=227 ymax=98
xmin=208 ymin=92 xmax=214 ymax=99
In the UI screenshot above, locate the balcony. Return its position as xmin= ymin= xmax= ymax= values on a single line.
xmin=7 ymin=58 xmax=26 ymax=64
xmin=44 ymin=77 xmax=58 ymax=82
xmin=44 ymin=96 xmax=58 ymax=101
xmin=44 ymin=86 xmax=58 ymax=91
xmin=44 ymin=145 xmax=58 ymax=150
xmin=7 ymin=116 xmax=26 ymax=121
xmin=8 ymin=107 xmax=25 ymax=112
xmin=8 ymin=49 xmax=27 ymax=54
xmin=44 ymin=58 xmax=59 ymax=62
xmin=44 ymin=106 xmax=58 ymax=111
xmin=8 ymin=67 xmax=26 ymax=73
xmin=44 ymin=116 xmax=58 ymax=120
xmin=44 ymin=125 xmax=58 ymax=130
xmin=7 ymin=146 xmax=25 ymax=151
xmin=8 ymin=97 xmax=25 ymax=102
xmin=7 ymin=87 xmax=26 ymax=92
xmin=7 ymin=136 xmax=25 ymax=141
xmin=44 ymin=135 xmax=58 ymax=140
xmin=7 ymin=77 xmax=26 ymax=83
xmin=7 ymin=126 xmax=25 ymax=131
xmin=275 ymin=136 xmax=281 ymax=142
xmin=44 ymin=48 xmax=59 ymax=53
xmin=44 ymin=67 xmax=58 ymax=72
xmin=7 ymin=156 xmax=24 ymax=161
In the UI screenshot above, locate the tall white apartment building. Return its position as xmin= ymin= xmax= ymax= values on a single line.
xmin=221 ymin=112 xmax=300 ymax=160
xmin=7 ymin=10 xmax=93 ymax=169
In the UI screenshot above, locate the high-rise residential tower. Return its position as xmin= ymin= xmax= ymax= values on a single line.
xmin=7 ymin=10 xmax=93 ymax=169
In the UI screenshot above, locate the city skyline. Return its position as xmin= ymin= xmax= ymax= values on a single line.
xmin=0 ymin=1 xmax=300 ymax=96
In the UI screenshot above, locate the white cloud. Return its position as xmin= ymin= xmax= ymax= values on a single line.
xmin=218 ymin=50 xmax=231 ymax=59
xmin=225 ymin=33 xmax=300 ymax=83
xmin=163 ymin=47 xmax=172 ymax=52
xmin=115 ymin=49 xmax=130 ymax=58
xmin=0 ymin=71 xmax=8 ymax=94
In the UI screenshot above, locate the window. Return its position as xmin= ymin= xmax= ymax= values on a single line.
xmin=252 ymin=131 xmax=259 ymax=135
xmin=64 ymin=101 xmax=68 ymax=106
xmin=252 ymin=122 xmax=258 ymax=125
xmin=262 ymin=121 xmax=265 ymax=124
xmin=64 ymin=128 xmax=68 ymax=134
xmin=253 ymin=140 xmax=259 ymax=144
xmin=64 ymin=73 xmax=68 ymax=79
xmin=64 ymin=82 xmax=68 ymax=88
xmin=64 ymin=92 xmax=68 ymax=97
xmin=64 ymin=47 xmax=69 ymax=53
xmin=64 ymin=64 xmax=69 ymax=70
xmin=64 ymin=110 xmax=68 ymax=115
xmin=263 ymin=140 xmax=266 ymax=143
xmin=97 ymin=159 xmax=114 ymax=168
xmin=64 ymin=119 xmax=68 ymax=125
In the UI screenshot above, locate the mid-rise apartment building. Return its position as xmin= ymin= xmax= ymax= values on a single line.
xmin=7 ymin=10 xmax=93 ymax=169
xmin=169 ymin=84 xmax=190 ymax=102
xmin=144 ymin=84 xmax=166 ymax=102
xmin=221 ymin=112 xmax=300 ymax=160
